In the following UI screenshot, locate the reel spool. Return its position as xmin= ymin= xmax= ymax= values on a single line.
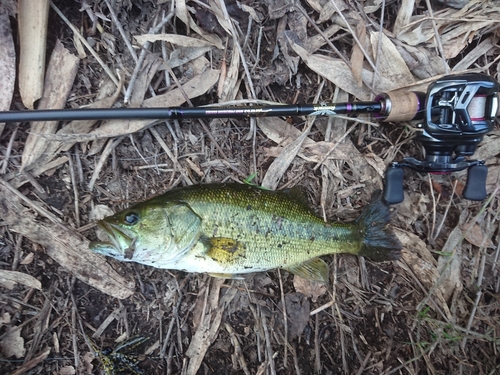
xmin=383 ymin=73 xmax=499 ymax=204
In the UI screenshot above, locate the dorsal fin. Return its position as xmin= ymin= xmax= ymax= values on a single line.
xmin=282 ymin=186 xmax=310 ymax=209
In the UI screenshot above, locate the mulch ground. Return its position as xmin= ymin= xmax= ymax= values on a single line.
xmin=0 ymin=0 xmax=499 ymax=374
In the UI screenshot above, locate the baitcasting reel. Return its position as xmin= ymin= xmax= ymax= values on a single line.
xmin=382 ymin=73 xmax=499 ymax=204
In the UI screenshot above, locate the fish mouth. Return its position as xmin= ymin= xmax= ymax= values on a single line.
xmin=93 ymin=221 xmax=137 ymax=259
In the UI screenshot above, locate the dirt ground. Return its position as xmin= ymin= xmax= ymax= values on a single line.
xmin=0 ymin=0 xmax=499 ymax=374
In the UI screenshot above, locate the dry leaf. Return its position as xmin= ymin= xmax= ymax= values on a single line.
xmin=218 ymin=39 xmax=240 ymax=102
xmin=168 ymin=46 xmax=212 ymax=69
xmin=21 ymin=40 xmax=79 ymax=169
xmin=175 ymin=0 xmax=224 ymax=49
xmin=397 ymin=229 xmax=452 ymax=319
xmin=85 ymin=69 xmax=220 ymax=140
xmin=238 ymin=2 xmax=264 ymax=22
xmin=0 ymin=269 xmax=42 ymax=290
xmin=437 ymin=226 xmax=464 ymax=302
xmin=288 ymin=39 xmax=397 ymax=100
xmin=134 ymin=33 xmax=216 ymax=47
xmin=369 ymin=31 xmax=414 ymax=87
xmin=185 ymin=279 xmax=237 ymax=374
xmin=59 ymin=366 xmax=76 ymax=375
xmin=0 ymin=12 xmax=15 ymax=113
xmin=89 ymin=205 xmax=115 ymax=222
xmin=279 ymin=292 xmax=311 ymax=340
xmin=393 ymin=0 xmax=415 ymax=36
xmin=0 ymin=312 xmax=10 ymax=329
xmin=83 ymin=352 xmax=95 ymax=374
xmin=261 ymin=123 xmax=311 ymax=190
xmin=20 ymin=252 xmax=35 ymax=265
xmin=18 ymin=0 xmax=50 ymax=108
xmin=462 ymin=223 xmax=494 ymax=248
xmin=293 ymin=275 xmax=327 ymax=302
xmin=350 ymin=19 xmax=366 ymax=87
xmin=0 ymin=326 xmax=25 ymax=359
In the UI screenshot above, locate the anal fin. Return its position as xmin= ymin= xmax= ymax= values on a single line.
xmin=208 ymin=273 xmax=248 ymax=279
xmin=282 ymin=258 xmax=329 ymax=283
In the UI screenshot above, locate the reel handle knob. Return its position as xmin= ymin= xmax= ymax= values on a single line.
xmin=463 ymin=164 xmax=488 ymax=201
xmin=384 ymin=166 xmax=405 ymax=204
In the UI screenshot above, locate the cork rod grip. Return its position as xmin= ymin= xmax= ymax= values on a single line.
xmin=380 ymin=91 xmax=425 ymax=122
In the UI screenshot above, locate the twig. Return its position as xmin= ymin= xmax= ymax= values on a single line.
xmin=0 ymin=125 xmax=17 ymax=174
xmin=160 ymin=292 xmax=183 ymax=358
xmin=424 ymin=0 xmax=450 ymax=74
xmin=313 ymin=122 xmax=356 ymax=171
xmin=225 ymin=323 xmax=251 ymax=375
xmin=9 ymin=347 xmax=51 ymax=375
xmin=12 ymin=234 xmax=22 ymax=272
xmin=50 ymin=1 xmax=119 ymax=87
xmin=104 ymin=0 xmax=138 ymax=62
xmin=355 ymin=352 xmax=372 ymax=375
xmin=68 ymin=277 xmax=80 ymax=371
xmin=327 ymin=0 xmax=379 ymax=82
xmin=0 ymin=177 xmax=66 ymax=228
xmin=88 ymin=136 xmax=124 ymax=191
xmin=262 ymin=313 xmax=276 ymax=375
xmin=217 ymin=0 xmax=256 ymax=99
xmin=277 ymin=269 xmax=288 ymax=368
xmin=67 ymin=153 xmax=80 ymax=228
xmin=297 ymin=3 xmax=350 ymax=67
xmin=371 ymin=0 xmax=385 ymax=91
xmin=314 ymin=313 xmax=321 ymax=373
xmin=150 ymin=127 xmax=179 ymax=170
xmin=124 ymin=11 xmax=175 ymax=104
xmin=432 ymin=179 xmax=457 ymax=241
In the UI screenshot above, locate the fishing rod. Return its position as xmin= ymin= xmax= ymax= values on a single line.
xmin=0 ymin=73 xmax=498 ymax=203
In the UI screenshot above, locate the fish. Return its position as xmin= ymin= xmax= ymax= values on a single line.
xmin=90 ymin=183 xmax=401 ymax=283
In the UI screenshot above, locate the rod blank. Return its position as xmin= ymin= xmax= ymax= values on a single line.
xmin=0 ymin=102 xmax=383 ymax=123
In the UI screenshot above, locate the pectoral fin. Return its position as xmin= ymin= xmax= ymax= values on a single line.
xmin=282 ymin=258 xmax=329 ymax=283
xmin=205 ymin=237 xmax=246 ymax=266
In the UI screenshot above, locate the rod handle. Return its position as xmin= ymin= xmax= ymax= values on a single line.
xmin=377 ymin=91 xmax=426 ymax=122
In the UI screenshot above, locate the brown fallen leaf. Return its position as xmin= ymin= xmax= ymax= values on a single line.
xmin=462 ymin=223 xmax=494 ymax=248
xmin=58 ymin=366 xmax=76 ymax=375
xmin=436 ymin=225 xmax=464 ymax=302
xmin=0 ymin=269 xmax=42 ymax=290
xmin=0 ymin=326 xmax=25 ymax=359
xmin=278 ymin=292 xmax=311 ymax=340
xmin=293 ymin=275 xmax=327 ymax=303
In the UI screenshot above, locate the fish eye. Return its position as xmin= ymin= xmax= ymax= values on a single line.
xmin=124 ymin=212 xmax=140 ymax=225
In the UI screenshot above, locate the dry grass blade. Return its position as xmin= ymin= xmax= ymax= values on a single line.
xmin=17 ymin=0 xmax=49 ymax=109
xmin=0 ymin=11 xmax=15 ymax=118
xmin=21 ymin=40 xmax=79 ymax=170
xmin=0 ymin=269 xmax=42 ymax=290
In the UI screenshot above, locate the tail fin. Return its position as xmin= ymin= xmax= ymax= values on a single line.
xmin=355 ymin=190 xmax=401 ymax=261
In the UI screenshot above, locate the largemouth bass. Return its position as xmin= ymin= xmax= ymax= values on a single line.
xmin=90 ymin=184 xmax=401 ymax=283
